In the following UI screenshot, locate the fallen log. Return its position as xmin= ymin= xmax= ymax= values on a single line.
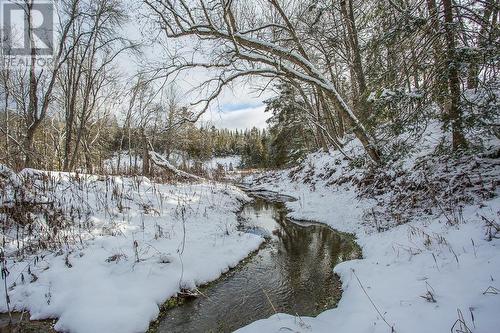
xmin=148 ymin=151 xmax=204 ymax=181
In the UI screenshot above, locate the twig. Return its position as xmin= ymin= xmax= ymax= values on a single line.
xmin=471 ymin=239 xmax=477 ymax=258
xmin=352 ymin=269 xmax=395 ymax=332
xmin=450 ymin=309 xmax=472 ymax=333
xmin=482 ymin=286 xmax=499 ymax=295
xmin=262 ymin=287 xmax=280 ymax=320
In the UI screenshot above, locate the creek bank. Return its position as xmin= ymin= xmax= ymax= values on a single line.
xmin=152 ymin=189 xmax=361 ymax=333
xmin=235 ymin=148 xmax=500 ymax=333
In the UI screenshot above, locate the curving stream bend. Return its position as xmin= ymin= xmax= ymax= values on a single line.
xmin=155 ymin=190 xmax=361 ymax=333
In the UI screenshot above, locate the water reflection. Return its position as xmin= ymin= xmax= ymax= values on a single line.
xmin=156 ymin=198 xmax=360 ymax=333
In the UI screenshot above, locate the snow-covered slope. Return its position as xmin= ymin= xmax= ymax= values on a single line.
xmin=239 ymin=132 xmax=500 ymax=333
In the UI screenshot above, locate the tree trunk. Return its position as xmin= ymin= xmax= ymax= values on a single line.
xmin=442 ymin=0 xmax=467 ymax=150
xmin=25 ymin=48 xmax=38 ymax=169
xmin=340 ymin=0 xmax=370 ymax=123
xmin=426 ymin=0 xmax=448 ymax=113
xmin=467 ymin=0 xmax=494 ymax=89
xmin=83 ymin=140 xmax=93 ymax=174
xmin=23 ymin=125 xmax=36 ymax=168
xmin=142 ymin=130 xmax=150 ymax=176
xmin=3 ymin=73 xmax=10 ymax=165
xmin=63 ymin=112 xmax=74 ymax=171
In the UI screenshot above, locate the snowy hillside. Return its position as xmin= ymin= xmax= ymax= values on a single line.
xmin=238 ymin=129 xmax=500 ymax=333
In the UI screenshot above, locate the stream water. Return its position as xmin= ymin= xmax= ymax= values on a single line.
xmin=155 ymin=193 xmax=361 ymax=333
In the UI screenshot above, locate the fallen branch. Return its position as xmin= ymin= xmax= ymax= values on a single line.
xmin=148 ymin=151 xmax=204 ymax=181
xmin=481 ymin=215 xmax=500 ymax=241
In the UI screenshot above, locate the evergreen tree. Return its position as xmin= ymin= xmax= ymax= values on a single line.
xmin=264 ymin=84 xmax=315 ymax=167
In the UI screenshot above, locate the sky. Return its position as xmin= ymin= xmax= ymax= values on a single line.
xmin=122 ymin=6 xmax=274 ymax=131
xmin=188 ymin=77 xmax=274 ymax=131
xmin=166 ymin=65 xmax=273 ymax=131
xmin=199 ymin=103 xmax=270 ymax=131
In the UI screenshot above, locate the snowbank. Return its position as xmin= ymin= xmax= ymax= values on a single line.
xmin=0 ymin=170 xmax=263 ymax=333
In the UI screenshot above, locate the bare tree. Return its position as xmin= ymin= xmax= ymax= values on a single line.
xmin=143 ymin=0 xmax=381 ymax=163
xmin=59 ymin=0 xmax=134 ymax=171
xmin=15 ymin=0 xmax=80 ymax=167
xmin=339 ymin=0 xmax=369 ymax=123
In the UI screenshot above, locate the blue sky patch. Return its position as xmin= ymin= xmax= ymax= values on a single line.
xmin=221 ymin=102 xmax=263 ymax=112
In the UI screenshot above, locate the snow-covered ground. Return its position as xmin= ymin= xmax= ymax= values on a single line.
xmin=103 ymin=151 xmax=144 ymax=174
xmin=0 ymin=169 xmax=262 ymax=333
xmin=2 ymin=124 xmax=499 ymax=333
xmin=238 ymin=138 xmax=500 ymax=332
xmin=203 ymin=155 xmax=241 ymax=172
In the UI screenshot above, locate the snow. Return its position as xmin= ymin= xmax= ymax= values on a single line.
xmin=103 ymin=151 xmax=144 ymax=174
xmin=202 ymin=155 xmax=241 ymax=172
xmin=0 ymin=169 xmax=263 ymax=333
xmin=2 ymin=121 xmax=499 ymax=333
xmin=238 ymin=139 xmax=500 ymax=333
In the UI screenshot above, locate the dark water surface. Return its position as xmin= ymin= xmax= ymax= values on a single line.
xmin=155 ymin=196 xmax=360 ymax=333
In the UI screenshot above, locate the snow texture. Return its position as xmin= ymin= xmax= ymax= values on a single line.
xmin=0 ymin=170 xmax=262 ymax=333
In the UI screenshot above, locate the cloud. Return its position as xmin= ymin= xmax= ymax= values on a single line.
xmin=200 ymin=104 xmax=271 ymax=130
